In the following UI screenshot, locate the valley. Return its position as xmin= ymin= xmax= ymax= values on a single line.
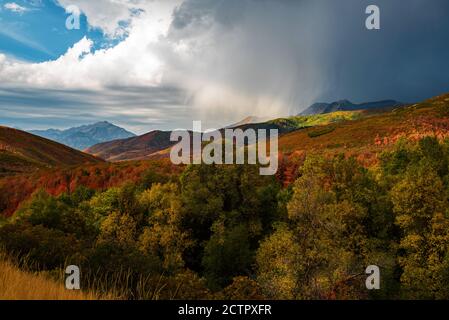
xmin=1 ymin=92 xmax=449 ymax=300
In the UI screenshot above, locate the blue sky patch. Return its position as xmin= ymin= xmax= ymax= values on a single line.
xmin=0 ymin=0 xmax=120 ymax=62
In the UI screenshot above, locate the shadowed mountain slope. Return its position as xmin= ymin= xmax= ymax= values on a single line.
xmin=0 ymin=126 xmax=103 ymax=176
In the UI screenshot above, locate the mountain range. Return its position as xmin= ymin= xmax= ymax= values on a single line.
xmin=23 ymin=99 xmax=401 ymax=155
xmin=299 ymin=99 xmax=403 ymax=116
xmin=29 ymin=121 xmax=136 ymax=150
xmin=85 ymin=110 xmax=364 ymax=161
xmin=1 ymin=92 xmax=449 ymax=179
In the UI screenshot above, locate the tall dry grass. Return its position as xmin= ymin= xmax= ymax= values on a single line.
xmin=0 ymin=259 xmax=99 ymax=300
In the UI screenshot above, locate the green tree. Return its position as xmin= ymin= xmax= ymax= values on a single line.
xmin=180 ymin=164 xmax=280 ymax=271
xmin=0 ymin=221 xmax=83 ymax=270
xmin=99 ymin=212 xmax=138 ymax=246
xmin=256 ymin=223 xmax=299 ymax=299
xmin=391 ymin=165 xmax=449 ymax=298
xmin=16 ymin=190 xmax=93 ymax=238
xmin=417 ymin=136 xmax=448 ymax=177
xmin=202 ymin=224 xmax=253 ymax=290
xmin=138 ymin=183 xmax=192 ymax=273
xmin=256 ymin=156 xmax=374 ymax=299
xmin=140 ymin=170 xmax=169 ymax=190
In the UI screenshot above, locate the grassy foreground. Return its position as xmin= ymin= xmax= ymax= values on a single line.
xmin=0 ymin=259 xmax=98 ymax=300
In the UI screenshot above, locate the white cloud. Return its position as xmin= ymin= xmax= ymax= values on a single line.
xmin=4 ymin=2 xmax=29 ymax=14
xmin=0 ymin=0 xmax=325 ymax=126
xmin=0 ymin=1 xmax=181 ymax=89
xmin=55 ymin=0 xmax=179 ymax=38
xmin=56 ymin=0 xmax=133 ymax=38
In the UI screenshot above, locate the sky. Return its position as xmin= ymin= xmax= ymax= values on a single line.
xmin=0 ymin=0 xmax=449 ymax=134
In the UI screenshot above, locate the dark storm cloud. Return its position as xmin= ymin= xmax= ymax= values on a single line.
xmin=168 ymin=0 xmax=449 ymax=112
xmin=322 ymin=0 xmax=449 ymax=104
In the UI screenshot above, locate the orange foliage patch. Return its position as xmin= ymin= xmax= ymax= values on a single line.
xmin=0 ymin=159 xmax=183 ymax=217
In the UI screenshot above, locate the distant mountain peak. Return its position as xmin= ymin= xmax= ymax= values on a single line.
xmin=29 ymin=122 xmax=136 ymax=150
xmin=94 ymin=121 xmax=113 ymax=126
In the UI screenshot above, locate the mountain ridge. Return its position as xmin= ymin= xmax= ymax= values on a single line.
xmin=299 ymin=99 xmax=403 ymax=115
xmin=225 ymin=116 xmax=271 ymax=128
xmin=85 ymin=111 xmax=364 ymax=161
xmin=30 ymin=121 xmax=136 ymax=150
xmin=85 ymin=130 xmax=176 ymax=161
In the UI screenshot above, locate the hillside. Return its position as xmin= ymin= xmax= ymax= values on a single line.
xmin=30 ymin=121 xmax=136 ymax=150
xmin=85 ymin=130 xmax=176 ymax=161
xmin=226 ymin=116 xmax=270 ymax=128
xmin=267 ymin=111 xmax=362 ymax=132
xmin=229 ymin=94 xmax=448 ymax=161
xmin=276 ymin=93 xmax=449 ymax=185
xmin=299 ymin=99 xmax=402 ymax=115
xmin=281 ymin=95 xmax=448 ymax=155
xmin=0 ymin=126 xmax=103 ymax=176
xmin=86 ymin=112 xmax=362 ymax=161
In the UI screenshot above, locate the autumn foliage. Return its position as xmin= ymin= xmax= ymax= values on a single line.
xmin=1 ymin=94 xmax=449 ymax=300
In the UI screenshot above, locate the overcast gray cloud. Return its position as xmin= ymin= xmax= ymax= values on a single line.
xmin=1 ymin=0 xmax=449 ymax=133
xmin=0 ymin=86 xmax=190 ymax=133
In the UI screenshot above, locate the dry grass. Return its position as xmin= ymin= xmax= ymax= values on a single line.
xmin=0 ymin=259 xmax=99 ymax=300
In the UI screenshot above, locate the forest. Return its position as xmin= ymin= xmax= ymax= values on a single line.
xmin=1 ymin=136 xmax=449 ymax=300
